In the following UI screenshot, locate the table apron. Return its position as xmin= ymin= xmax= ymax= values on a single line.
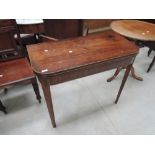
xmin=37 ymin=54 xmax=136 ymax=85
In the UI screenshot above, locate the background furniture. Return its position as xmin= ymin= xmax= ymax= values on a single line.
xmin=107 ymin=20 xmax=155 ymax=81
xmin=16 ymin=19 xmax=45 ymax=56
xmin=139 ymin=20 xmax=155 ymax=72
xmin=0 ymin=20 xmax=41 ymax=113
xmin=0 ymin=19 xmax=23 ymax=61
xmin=27 ymin=30 xmax=139 ymax=127
xmin=16 ymin=19 xmax=44 ymax=34
xmin=16 ymin=19 xmax=118 ymax=40
xmin=13 ymin=20 xmax=44 ymax=60
xmin=43 ymin=19 xmax=83 ymax=39
xmin=82 ymin=19 xmax=116 ymax=35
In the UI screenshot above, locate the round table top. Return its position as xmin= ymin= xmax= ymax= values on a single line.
xmin=111 ymin=20 xmax=155 ymax=41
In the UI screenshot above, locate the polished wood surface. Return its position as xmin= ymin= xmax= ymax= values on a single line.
xmin=111 ymin=20 xmax=155 ymax=41
xmin=16 ymin=18 xmax=44 ymax=34
xmin=0 ymin=20 xmax=42 ymax=113
xmin=83 ymin=19 xmax=116 ymax=36
xmin=28 ymin=30 xmax=139 ymax=127
xmin=83 ymin=19 xmax=115 ymax=29
xmin=0 ymin=58 xmax=41 ymax=113
xmin=108 ymin=20 xmax=152 ymax=81
xmin=28 ymin=30 xmax=138 ymax=75
xmin=43 ymin=19 xmax=82 ymax=39
xmin=0 ymin=19 xmax=16 ymax=27
xmin=0 ymin=58 xmax=34 ymax=87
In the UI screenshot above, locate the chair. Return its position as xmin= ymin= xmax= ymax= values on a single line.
xmin=0 ymin=19 xmax=41 ymax=114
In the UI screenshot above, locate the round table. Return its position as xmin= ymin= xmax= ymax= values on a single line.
xmin=111 ymin=20 xmax=155 ymax=41
xmin=107 ymin=20 xmax=155 ymax=82
xmin=16 ymin=19 xmax=44 ymax=34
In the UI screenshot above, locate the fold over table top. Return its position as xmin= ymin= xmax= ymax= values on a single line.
xmin=27 ymin=30 xmax=139 ymax=75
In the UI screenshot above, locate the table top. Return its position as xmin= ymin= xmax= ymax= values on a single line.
xmin=111 ymin=20 xmax=155 ymax=41
xmin=16 ymin=19 xmax=44 ymax=25
xmin=16 ymin=19 xmax=44 ymax=34
xmin=27 ymin=30 xmax=139 ymax=75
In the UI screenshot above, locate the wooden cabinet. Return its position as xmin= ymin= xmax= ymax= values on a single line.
xmin=43 ymin=19 xmax=117 ymax=39
xmin=43 ymin=19 xmax=83 ymax=39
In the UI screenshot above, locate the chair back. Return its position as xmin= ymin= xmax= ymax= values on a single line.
xmin=0 ymin=19 xmax=24 ymax=61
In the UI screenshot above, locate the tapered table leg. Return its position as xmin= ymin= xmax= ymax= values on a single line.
xmin=40 ymin=79 xmax=56 ymax=128
xmin=148 ymin=48 xmax=152 ymax=56
xmin=147 ymin=56 xmax=155 ymax=72
xmin=115 ymin=64 xmax=132 ymax=104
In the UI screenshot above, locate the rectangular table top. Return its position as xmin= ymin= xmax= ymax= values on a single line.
xmin=27 ymin=30 xmax=139 ymax=75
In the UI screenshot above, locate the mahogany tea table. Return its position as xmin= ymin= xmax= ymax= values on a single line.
xmin=27 ymin=30 xmax=139 ymax=128
xmin=108 ymin=20 xmax=155 ymax=81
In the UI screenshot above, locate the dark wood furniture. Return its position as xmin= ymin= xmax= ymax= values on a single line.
xmin=138 ymin=20 xmax=155 ymax=72
xmin=83 ymin=19 xmax=116 ymax=35
xmin=27 ymin=30 xmax=139 ymax=127
xmin=0 ymin=19 xmax=23 ymax=61
xmin=43 ymin=19 xmax=83 ymax=39
xmin=0 ymin=58 xmax=41 ymax=113
xmin=16 ymin=20 xmax=45 ymax=57
xmin=0 ymin=20 xmax=41 ymax=114
xmin=17 ymin=20 xmax=44 ymax=34
xmin=107 ymin=20 xmax=155 ymax=81
xmin=110 ymin=20 xmax=155 ymax=41
xmin=17 ymin=20 xmax=44 ymax=43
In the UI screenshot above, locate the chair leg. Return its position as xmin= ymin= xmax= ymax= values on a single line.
xmin=0 ymin=100 xmax=7 ymax=114
xmin=31 ymin=78 xmax=41 ymax=103
xmin=147 ymin=56 xmax=155 ymax=73
xmin=148 ymin=48 xmax=152 ymax=57
xmin=107 ymin=67 xmax=123 ymax=82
